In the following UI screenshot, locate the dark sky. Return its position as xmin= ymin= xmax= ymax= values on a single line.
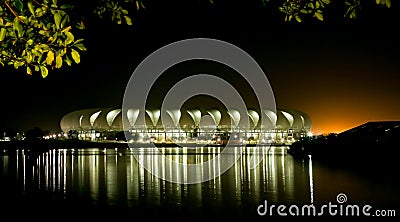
xmin=1 ymin=1 xmax=400 ymax=134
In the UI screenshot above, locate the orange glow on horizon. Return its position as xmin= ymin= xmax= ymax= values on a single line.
xmin=309 ymin=119 xmax=362 ymax=135
xmin=310 ymin=118 xmax=400 ymax=135
xmin=311 ymin=125 xmax=354 ymax=135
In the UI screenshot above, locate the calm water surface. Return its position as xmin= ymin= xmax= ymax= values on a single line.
xmin=0 ymin=146 xmax=398 ymax=218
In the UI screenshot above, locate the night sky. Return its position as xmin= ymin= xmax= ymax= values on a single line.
xmin=1 ymin=1 xmax=399 ymax=135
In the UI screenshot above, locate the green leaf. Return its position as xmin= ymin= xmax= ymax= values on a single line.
xmin=14 ymin=0 xmax=23 ymax=12
xmin=0 ymin=28 xmax=6 ymax=41
xmin=18 ymin=16 xmax=28 ymax=24
xmin=386 ymin=0 xmax=391 ymax=8
xmin=61 ymin=26 xmax=72 ymax=33
xmin=40 ymin=66 xmax=48 ymax=78
xmin=344 ymin=6 xmax=352 ymax=17
xmin=139 ymin=1 xmax=145 ymax=9
xmin=295 ymin=15 xmax=302 ymax=23
xmin=26 ymin=51 xmax=33 ymax=63
xmin=376 ymin=0 xmax=381 ymax=4
xmin=74 ymin=43 xmax=87 ymax=51
xmin=71 ymin=49 xmax=80 ymax=64
xmin=74 ymin=39 xmax=84 ymax=44
xmin=52 ymin=0 xmax=58 ymax=5
xmin=55 ymin=55 xmax=62 ymax=68
xmin=50 ymin=33 xmax=58 ymax=44
xmin=27 ymin=66 xmax=32 ymax=75
xmin=54 ymin=12 xmax=62 ymax=29
xmin=136 ymin=1 xmax=140 ymax=10
xmin=60 ymin=15 xmax=69 ymax=29
xmin=321 ymin=0 xmax=331 ymax=4
xmin=13 ymin=18 xmax=23 ymax=38
xmin=76 ymin=21 xmax=85 ymax=30
xmin=46 ymin=51 xmax=55 ymax=65
xmin=28 ymin=1 xmax=35 ymax=16
xmin=116 ymin=17 xmax=122 ymax=24
xmin=65 ymin=31 xmax=74 ymax=45
xmin=35 ymin=8 xmax=44 ymax=17
xmin=37 ymin=44 xmax=50 ymax=51
xmin=300 ymin=9 xmax=308 ymax=14
xmin=35 ymin=65 xmax=39 ymax=72
xmin=350 ymin=10 xmax=357 ymax=19
xmin=315 ymin=12 xmax=324 ymax=21
xmin=65 ymin=55 xmax=72 ymax=66
xmin=60 ymin=4 xmax=73 ymax=10
xmin=13 ymin=61 xmax=24 ymax=69
xmin=124 ymin=16 xmax=132 ymax=25
xmin=37 ymin=53 xmax=43 ymax=64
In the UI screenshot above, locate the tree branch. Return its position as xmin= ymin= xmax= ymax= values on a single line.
xmin=32 ymin=0 xmax=43 ymax=7
xmin=4 ymin=1 xmax=25 ymax=24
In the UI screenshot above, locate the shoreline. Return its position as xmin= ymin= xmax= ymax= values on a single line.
xmin=0 ymin=139 xmax=288 ymax=151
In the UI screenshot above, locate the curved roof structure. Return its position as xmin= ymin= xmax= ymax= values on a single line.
xmin=60 ymin=107 xmax=311 ymax=132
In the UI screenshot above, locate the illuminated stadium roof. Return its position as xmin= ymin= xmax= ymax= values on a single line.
xmin=60 ymin=108 xmax=311 ymax=133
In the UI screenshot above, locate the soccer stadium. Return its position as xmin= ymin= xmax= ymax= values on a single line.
xmin=60 ymin=107 xmax=311 ymax=145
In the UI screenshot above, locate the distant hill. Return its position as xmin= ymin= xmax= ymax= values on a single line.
xmin=288 ymin=121 xmax=400 ymax=181
xmin=336 ymin=121 xmax=400 ymax=146
xmin=290 ymin=121 xmax=400 ymax=155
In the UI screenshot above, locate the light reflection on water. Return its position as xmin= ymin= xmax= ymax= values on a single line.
xmin=1 ymin=146 xmax=398 ymax=216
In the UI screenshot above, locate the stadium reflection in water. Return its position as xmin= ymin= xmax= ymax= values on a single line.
xmin=2 ymin=146 xmax=398 ymax=216
xmin=4 ymin=147 xmax=310 ymax=211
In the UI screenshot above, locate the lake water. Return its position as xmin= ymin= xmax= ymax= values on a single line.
xmin=0 ymin=146 xmax=398 ymax=218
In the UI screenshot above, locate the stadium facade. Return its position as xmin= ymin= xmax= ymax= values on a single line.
xmin=60 ymin=107 xmax=311 ymax=145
